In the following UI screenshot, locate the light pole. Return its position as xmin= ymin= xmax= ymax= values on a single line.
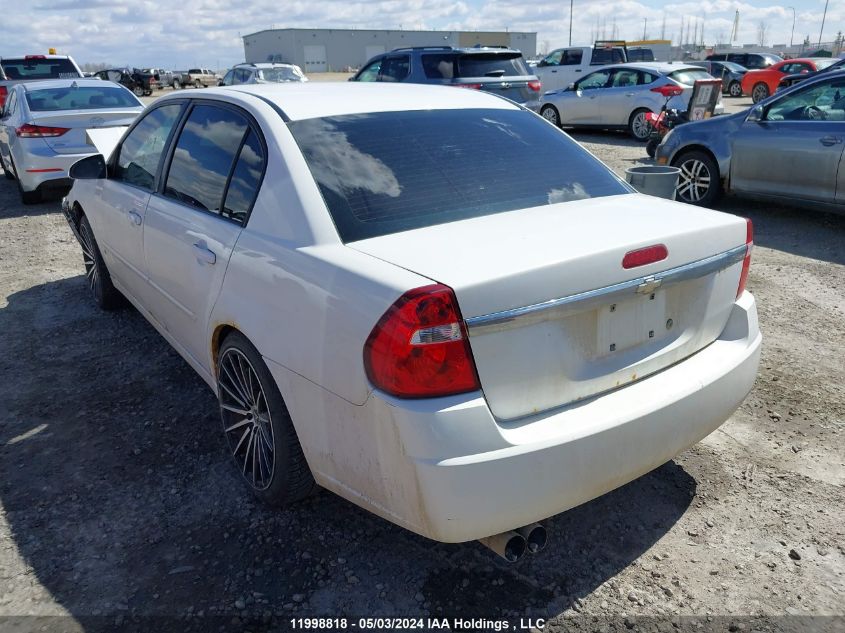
xmin=788 ymin=7 xmax=796 ymax=48
xmin=818 ymin=0 xmax=829 ymax=46
xmin=569 ymin=0 xmax=573 ymax=46
xmin=643 ymin=18 xmax=648 ymax=40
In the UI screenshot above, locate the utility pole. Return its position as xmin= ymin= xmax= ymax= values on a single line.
xmin=569 ymin=0 xmax=573 ymax=45
xmin=818 ymin=0 xmax=829 ymax=46
xmin=788 ymin=7 xmax=796 ymax=48
xmin=643 ymin=18 xmax=648 ymax=40
xmin=661 ymin=14 xmax=666 ymax=40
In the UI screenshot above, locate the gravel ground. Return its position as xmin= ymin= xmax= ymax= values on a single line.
xmin=0 ymin=91 xmax=843 ymax=633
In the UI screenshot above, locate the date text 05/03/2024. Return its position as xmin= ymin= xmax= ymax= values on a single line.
xmin=289 ymin=618 xmax=547 ymax=630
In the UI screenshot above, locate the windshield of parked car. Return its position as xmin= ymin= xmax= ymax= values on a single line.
xmin=288 ymin=109 xmax=630 ymax=242
xmin=1 ymin=58 xmax=80 ymax=80
xmin=25 ymin=86 xmax=142 ymax=111
xmin=668 ymin=68 xmax=713 ymax=86
xmin=814 ymin=59 xmax=839 ymax=70
xmin=456 ymin=53 xmax=530 ymax=77
xmin=259 ymin=67 xmax=304 ymax=82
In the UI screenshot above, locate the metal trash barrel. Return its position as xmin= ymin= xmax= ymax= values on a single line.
xmin=625 ymin=166 xmax=681 ymax=200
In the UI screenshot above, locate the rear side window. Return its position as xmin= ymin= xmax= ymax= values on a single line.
xmin=164 ymin=105 xmax=249 ymax=215
xmin=288 ymin=109 xmax=629 ymax=242
xmin=114 ymin=104 xmax=183 ymax=190
xmin=456 ymin=53 xmax=529 ymax=77
xmin=422 ymin=54 xmax=456 ymax=79
xmin=222 ymin=130 xmax=266 ymax=223
xmin=561 ymin=49 xmax=583 ymax=65
xmin=591 ymin=48 xmax=625 ymax=65
xmin=668 ymin=69 xmax=713 ymax=86
xmin=0 ymin=58 xmax=80 ymax=80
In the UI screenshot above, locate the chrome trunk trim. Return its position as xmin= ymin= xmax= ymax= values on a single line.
xmin=465 ymin=244 xmax=747 ymax=336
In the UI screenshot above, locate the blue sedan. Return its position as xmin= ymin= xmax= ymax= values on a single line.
xmin=656 ymin=72 xmax=845 ymax=209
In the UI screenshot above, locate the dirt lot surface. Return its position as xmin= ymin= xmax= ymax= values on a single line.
xmin=0 ymin=91 xmax=843 ymax=633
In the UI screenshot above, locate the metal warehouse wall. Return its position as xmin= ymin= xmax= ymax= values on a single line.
xmin=242 ymin=29 xmax=537 ymax=72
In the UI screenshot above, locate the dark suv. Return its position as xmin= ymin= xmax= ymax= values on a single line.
xmin=350 ymin=46 xmax=541 ymax=111
xmin=706 ymin=52 xmax=782 ymax=70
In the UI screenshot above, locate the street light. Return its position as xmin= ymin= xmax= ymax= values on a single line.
xmin=788 ymin=7 xmax=796 ymax=48
xmin=818 ymin=0 xmax=829 ymax=47
xmin=569 ymin=0 xmax=573 ymax=46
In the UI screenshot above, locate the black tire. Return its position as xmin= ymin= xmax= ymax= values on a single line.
xmin=728 ymin=81 xmax=743 ymax=98
xmin=0 ymin=153 xmax=13 ymax=180
xmin=9 ymin=156 xmax=41 ymax=204
xmin=217 ymin=331 xmax=318 ymax=506
xmin=194 ymin=79 xmax=202 ymax=89
xmin=671 ymin=150 xmax=721 ymax=206
xmin=646 ymin=138 xmax=659 ymax=159
xmin=78 ymin=215 xmax=124 ymax=310
xmin=629 ymin=108 xmax=651 ymax=141
xmin=133 ymin=85 xmax=144 ymax=97
xmin=173 ymin=80 xmax=181 ymax=90
xmin=540 ymin=104 xmax=561 ymax=127
xmin=751 ymin=82 xmax=769 ymax=104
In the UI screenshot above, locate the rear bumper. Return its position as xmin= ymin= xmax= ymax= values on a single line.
xmin=375 ymin=293 xmax=760 ymax=542
xmin=15 ymin=142 xmax=89 ymax=193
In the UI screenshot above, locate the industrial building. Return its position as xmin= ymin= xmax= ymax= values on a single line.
xmin=242 ymin=28 xmax=537 ymax=72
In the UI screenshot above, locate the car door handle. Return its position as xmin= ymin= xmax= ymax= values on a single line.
xmin=819 ymin=136 xmax=842 ymax=146
xmin=127 ymin=210 xmax=142 ymax=226
xmin=192 ymin=242 xmax=216 ymax=265
xmin=625 ymin=92 xmax=636 ymax=97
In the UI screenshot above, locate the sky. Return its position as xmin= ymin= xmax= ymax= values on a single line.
xmin=1 ymin=0 xmax=841 ymax=70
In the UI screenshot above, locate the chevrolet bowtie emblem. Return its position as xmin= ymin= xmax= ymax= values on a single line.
xmin=636 ymin=276 xmax=662 ymax=294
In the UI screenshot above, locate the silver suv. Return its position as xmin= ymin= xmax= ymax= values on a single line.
xmin=220 ymin=63 xmax=308 ymax=86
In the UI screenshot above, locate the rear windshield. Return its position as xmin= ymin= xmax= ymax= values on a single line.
xmin=668 ymin=68 xmax=713 ymax=85
xmin=260 ymin=67 xmax=304 ymax=82
xmin=1 ymin=58 xmax=81 ymax=80
xmin=456 ymin=53 xmax=529 ymax=78
xmin=288 ymin=109 xmax=629 ymax=242
xmin=26 ymin=86 xmax=141 ymax=111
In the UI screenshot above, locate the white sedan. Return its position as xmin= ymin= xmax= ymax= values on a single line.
xmin=0 ymin=79 xmax=143 ymax=203
xmin=63 ymin=83 xmax=761 ymax=561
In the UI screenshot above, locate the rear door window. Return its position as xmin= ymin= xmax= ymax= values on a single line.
xmin=561 ymin=49 xmax=583 ymax=65
xmin=163 ymin=105 xmax=250 ymax=215
xmin=422 ymin=54 xmax=456 ymax=79
xmin=288 ymin=109 xmax=629 ymax=242
xmin=114 ymin=104 xmax=183 ymax=191
xmin=590 ymin=48 xmax=625 ymax=65
xmin=456 ymin=53 xmax=529 ymax=77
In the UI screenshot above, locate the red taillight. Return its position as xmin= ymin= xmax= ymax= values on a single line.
xmin=364 ymin=284 xmax=481 ymax=399
xmin=15 ymin=124 xmax=70 ymax=138
xmin=453 ymin=83 xmax=482 ymax=90
xmin=0 ymin=86 xmax=7 ymax=110
xmin=737 ymin=218 xmax=753 ymax=298
xmin=650 ymin=85 xmax=684 ymax=97
xmin=528 ymin=79 xmax=542 ymax=92
xmin=622 ymin=244 xmax=669 ymax=269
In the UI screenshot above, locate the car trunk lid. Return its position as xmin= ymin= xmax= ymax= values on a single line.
xmin=29 ymin=110 xmax=136 ymax=154
xmin=351 ymin=194 xmax=749 ymax=420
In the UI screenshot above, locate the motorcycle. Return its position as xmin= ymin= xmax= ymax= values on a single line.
xmin=644 ymin=85 xmax=687 ymax=159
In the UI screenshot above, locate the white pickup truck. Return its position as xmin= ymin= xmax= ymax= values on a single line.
xmin=531 ymin=44 xmax=628 ymax=93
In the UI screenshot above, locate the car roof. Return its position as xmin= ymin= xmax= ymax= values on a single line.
xmin=1 ymin=54 xmax=73 ymax=61
xmin=163 ymin=82 xmax=520 ymax=121
xmin=20 ymin=78 xmax=121 ymax=91
xmin=236 ymin=63 xmax=299 ymax=69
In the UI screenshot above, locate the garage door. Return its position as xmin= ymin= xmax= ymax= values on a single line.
xmin=304 ymin=45 xmax=327 ymax=73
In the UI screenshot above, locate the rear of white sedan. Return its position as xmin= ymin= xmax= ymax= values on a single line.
xmin=0 ymin=79 xmax=143 ymax=203
xmin=63 ymin=83 xmax=760 ymax=561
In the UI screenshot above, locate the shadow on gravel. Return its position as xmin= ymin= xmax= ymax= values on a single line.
xmin=0 ymin=172 xmax=65 ymax=218
xmin=713 ymin=197 xmax=845 ymax=266
xmin=0 ymin=275 xmax=695 ymax=630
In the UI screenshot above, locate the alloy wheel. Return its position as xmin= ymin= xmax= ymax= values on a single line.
xmin=631 ymin=112 xmax=650 ymax=140
xmin=752 ymin=83 xmax=769 ymax=103
xmin=541 ymin=106 xmax=559 ymax=126
xmin=78 ymin=220 xmax=101 ymax=297
xmin=676 ymin=158 xmax=711 ymax=203
xmin=219 ymin=348 xmax=275 ymax=491
xmin=729 ymin=82 xmax=742 ymax=98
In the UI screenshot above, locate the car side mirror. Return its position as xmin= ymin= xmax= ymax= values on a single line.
xmin=69 ymin=154 xmax=107 ymax=180
xmin=567 ymin=82 xmax=576 ymax=91
xmin=746 ymin=104 xmax=765 ymax=123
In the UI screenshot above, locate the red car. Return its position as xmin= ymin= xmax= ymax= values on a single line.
xmin=742 ymin=57 xmax=839 ymax=103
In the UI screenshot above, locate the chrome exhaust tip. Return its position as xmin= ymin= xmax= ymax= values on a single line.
xmin=518 ymin=523 xmax=547 ymax=554
xmin=478 ymin=530 xmax=527 ymax=562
